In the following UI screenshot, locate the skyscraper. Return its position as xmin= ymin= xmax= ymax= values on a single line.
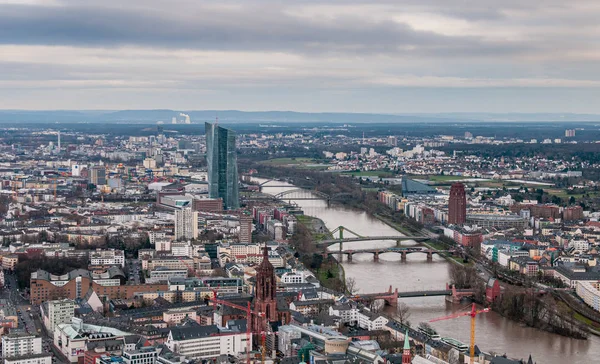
xmin=448 ymin=183 xmax=467 ymax=225
xmin=206 ymin=122 xmax=239 ymax=210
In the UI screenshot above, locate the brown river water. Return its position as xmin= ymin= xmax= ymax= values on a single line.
xmin=255 ymin=179 xmax=599 ymax=363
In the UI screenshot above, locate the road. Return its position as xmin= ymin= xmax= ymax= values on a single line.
xmin=127 ymin=259 xmax=142 ymax=285
xmin=1 ymin=270 xmax=67 ymax=364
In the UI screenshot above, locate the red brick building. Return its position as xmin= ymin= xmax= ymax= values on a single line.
xmin=30 ymin=269 xmax=167 ymax=305
xmin=448 ymin=183 xmax=467 ymax=225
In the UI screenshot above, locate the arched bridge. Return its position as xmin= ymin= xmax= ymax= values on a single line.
xmin=316 ymin=225 xmax=432 ymax=249
xmin=328 ymin=247 xmax=455 ymax=262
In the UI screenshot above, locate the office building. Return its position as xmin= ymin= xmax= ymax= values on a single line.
xmin=205 ymin=122 xmax=239 ymax=210
xmin=89 ymin=166 xmax=107 ymax=186
xmin=174 ymin=208 xmax=199 ymax=240
xmin=448 ymin=183 xmax=467 ymax=225
xmin=565 ymin=129 xmax=576 ymax=137
xmin=166 ymin=324 xmax=250 ymax=360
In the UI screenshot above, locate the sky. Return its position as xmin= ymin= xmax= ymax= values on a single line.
xmin=1 ymin=0 xmax=600 ymax=113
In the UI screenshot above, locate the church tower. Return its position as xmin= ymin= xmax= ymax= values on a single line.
xmin=253 ymin=245 xmax=278 ymax=333
xmin=402 ymin=330 xmax=411 ymax=364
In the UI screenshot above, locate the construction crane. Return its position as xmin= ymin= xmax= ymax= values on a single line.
xmin=178 ymin=258 xmax=198 ymax=277
xmin=429 ymin=303 xmax=490 ymax=364
xmin=211 ymin=293 xmax=267 ymax=364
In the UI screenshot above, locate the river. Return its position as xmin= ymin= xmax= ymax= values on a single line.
xmin=253 ymin=178 xmax=599 ymax=363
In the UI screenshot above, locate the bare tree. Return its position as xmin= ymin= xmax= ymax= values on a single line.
xmin=396 ymin=302 xmax=411 ymax=325
xmin=371 ymin=299 xmax=385 ymax=313
xmin=345 ymin=277 xmax=359 ymax=295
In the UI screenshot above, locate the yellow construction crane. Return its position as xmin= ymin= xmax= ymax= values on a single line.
xmin=429 ymin=303 xmax=490 ymax=364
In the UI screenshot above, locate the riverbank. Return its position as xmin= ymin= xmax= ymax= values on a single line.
xmin=294 ymin=215 xmax=346 ymax=293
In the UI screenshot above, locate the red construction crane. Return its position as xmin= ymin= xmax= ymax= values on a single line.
xmin=429 ymin=303 xmax=490 ymax=364
xmin=178 ymin=258 xmax=198 ymax=277
xmin=212 ymin=293 xmax=267 ymax=364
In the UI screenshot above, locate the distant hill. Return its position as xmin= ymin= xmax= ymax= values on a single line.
xmin=0 ymin=109 xmax=598 ymax=124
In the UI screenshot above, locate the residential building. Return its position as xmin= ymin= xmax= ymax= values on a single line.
xmin=2 ymin=254 xmax=19 ymax=271
xmin=576 ymin=281 xmax=600 ymax=312
xmin=42 ymin=299 xmax=75 ymax=333
xmin=239 ymin=213 xmax=253 ymax=244
xmin=205 ymin=122 xmax=239 ymax=210
xmin=90 ymin=249 xmax=125 ymax=267
xmin=174 ymin=208 xmax=198 ymax=240
xmin=2 ymin=334 xmax=43 ymax=358
xmin=4 ymin=353 xmax=52 ymax=364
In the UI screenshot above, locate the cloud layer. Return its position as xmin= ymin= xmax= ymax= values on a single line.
xmin=1 ymin=0 xmax=599 ymax=112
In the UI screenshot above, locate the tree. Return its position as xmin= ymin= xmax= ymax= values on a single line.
xmin=396 ymin=302 xmax=411 ymax=325
xmin=345 ymin=277 xmax=359 ymax=295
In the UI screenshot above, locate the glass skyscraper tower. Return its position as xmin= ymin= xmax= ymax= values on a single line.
xmin=205 ymin=122 xmax=239 ymax=210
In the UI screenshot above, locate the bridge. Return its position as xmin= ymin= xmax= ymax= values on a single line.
xmin=316 ymin=225 xmax=432 ymax=249
xmin=246 ymin=188 xmax=355 ymax=206
xmin=351 ymin=284 xmax=475 ymax=307
xmin=328 ymin=247 xmax=455 ymax=262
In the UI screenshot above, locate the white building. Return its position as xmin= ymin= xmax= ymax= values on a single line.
xmin=328 ymin=305 xmax=388 ymax=330
xmin=90 ymin=249 xmax=125 ymax=267
xmin=4 ymin=354 xmax=52 ymax=364
xmin=569 ymin=239 xmax=590 ymax=252
xmin=577 ymin=281 xmax=600 ymax=312
xmin=2 ymin=334 xmax=43 ymax=358
xmin=171 ymin=241 xmax=194 ymax=257
xmin=123 ymin=346 xmax=160 ymax=364
xmin=175 ymin=208 xmax=199 ymax=240
xmin=281 ymin=271 xmax=316 ymax=284
xmin=42 ymin=299 xmax=75 ymax=333
xmin=166 ymin=325 xmax=251 ymax=360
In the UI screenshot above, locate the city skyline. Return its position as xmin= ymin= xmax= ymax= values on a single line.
xmin=1 ymin=1 xmax=600 ymax=113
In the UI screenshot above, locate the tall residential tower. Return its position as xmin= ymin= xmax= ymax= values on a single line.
xmin=206 ymin=122 xmax=239 ymax=210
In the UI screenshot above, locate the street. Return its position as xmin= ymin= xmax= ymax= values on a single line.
xmin=1 ymin=270 xmax=66 ymax=364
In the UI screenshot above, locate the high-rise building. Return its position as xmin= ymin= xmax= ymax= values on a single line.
xmin=43 ymin=299 xmax=75 ymax=333
xmin=175 ymin=208 xmax=199 ymax=240
xmin=239 ymin=213 xmax=253 ymax=244
xmin=206 ymin=122 xmax=239 ymax=210
xmin=89 ymin=166 xmax=107 ymax=186
xmin=448 ymin=183 xmax=467 ymax=225
xmin=565 ymin=129 xmax=576 ymax=137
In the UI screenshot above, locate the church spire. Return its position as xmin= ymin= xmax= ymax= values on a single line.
xmin=402 ymin=330 xmax=411 ymax=364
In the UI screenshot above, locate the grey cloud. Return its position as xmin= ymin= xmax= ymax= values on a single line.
xmin=0 ymin=1 xmax=540 ymax=58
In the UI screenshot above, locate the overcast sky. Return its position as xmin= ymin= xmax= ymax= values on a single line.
xmin=1 ymin=0 xmax=599 ymax=113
